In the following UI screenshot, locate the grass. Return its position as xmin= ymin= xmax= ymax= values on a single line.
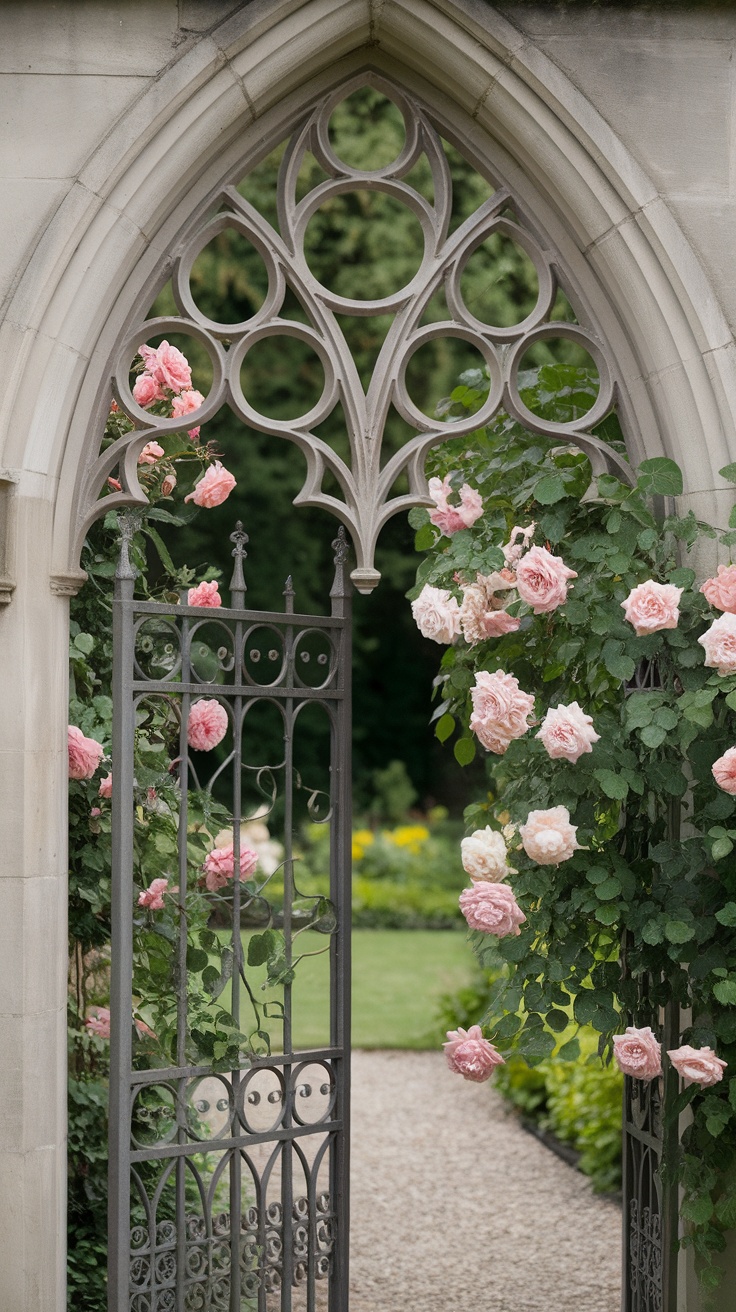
xmin=239 ymin=928 xmax=475 ymax=1050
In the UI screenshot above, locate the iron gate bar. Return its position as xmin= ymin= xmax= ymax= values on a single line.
xmin=109 ymin=518 xmax=352 ymax=1312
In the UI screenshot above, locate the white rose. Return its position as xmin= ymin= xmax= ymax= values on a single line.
xmin=411 ymin=585 xmax=461 ymax=644
xmin=461 ymin=827 xmax=514 ymax=880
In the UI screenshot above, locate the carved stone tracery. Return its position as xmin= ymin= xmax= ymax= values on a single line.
xmin=81 ymin=73 xmax=631 ymax=593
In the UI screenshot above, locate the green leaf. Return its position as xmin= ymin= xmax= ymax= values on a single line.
xmin=454 ymin=737 xmax=476 ymax=766
xmin=546 ymin=1009 xmax=569 ymax=1033
xmin=664 ymin=920 xmax=696 ymax=944
xmin=642 ymin=920 xmax=665 ymax=945
xmin=557 ymin=1037 xmax=580 ymax=1062
xmin=143 ymin=525 xmax=176 ymax=575
xmin=638 ymin=457 xmax=683 ymax=497
xmin=534 ymin=473 xmax=567 ymax=505
xmin=713 ymin=979 xmax=736 ymax=1006
xmin=435 ymin=713 xmax=455 ymax=744
xmin=719 ymin=462 xmax=736 ymax=485
xmin=247 ymin=930 xmax=277 ymax=967
xmin=603 ymin=650 xmax=636 ymax=683
xmin=715 ymin=903 xmax=736 ymax=927
xmin=712 ymin=836 xmax=734 ymax=861
xmin=595 ymin=905 xmax=620 ymax=925
xmin=681 ymin=1194 xmax=714 ymax=1226
xmin=595 ymin=876 xmax=622 ymax=901
xmin=594 ymin=769 xmax=629 ymax=801
xmin=669 ymin=567 xmax=696 ymax=589
xmin=186 ymin=946 xmax=209 ymax=972
xmin=414 ymin=522 xmax=435 ymax=552
xmin=640 ymin=724 xmax=668 ymax=748
xmin=715 ymin=1191 xmax=736 ymax=1229
xmin=73 ymin=632 xmax=95 ymax=654
xmin=408 ymin=506 xmax=430 ymax=530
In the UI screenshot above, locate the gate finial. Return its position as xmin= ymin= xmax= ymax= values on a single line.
xmin=115 ymin=509 xmax=142 ymax=583
xmin=330 ymin=526 xmax=351 ymax=607
xmin=229 ymin=521 xmax=248 ymax=607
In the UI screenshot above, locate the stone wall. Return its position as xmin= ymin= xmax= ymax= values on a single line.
xmin=1 ymin=2 xmax=735 ymax=1307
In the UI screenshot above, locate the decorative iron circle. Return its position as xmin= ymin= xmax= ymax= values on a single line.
xmin=242 ymin=623 xmax=287 ymax=687
xmin=289 ymin=1060 xmax=336 ymax=1126
xmin=236 ymin=1065 xmax=287 ymax=1135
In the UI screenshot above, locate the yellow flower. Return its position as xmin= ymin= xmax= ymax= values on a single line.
xmin=352 ymin=829 xmax=375 ymax=862
xmin=387 ymin=824 xmax=430 ymax=855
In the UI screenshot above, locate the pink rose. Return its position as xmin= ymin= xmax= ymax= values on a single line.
xmin=443 ymin=1025 xmax=505 ymax=1083
xmin=621 ymin=579 xmax=683 ymax=636
xmin=98 ymin=773 xmax=113 ymax=798
xmin=713 ymin=747 xmax=736 ymax=794
xmin=187 ymin=580 xmax=222 ymax=609
xmin=134 ymin=1018 xmax=157 ymax=1040
xmin=612 ymin=1027 xmax=662 ymax=1081
xmin=502 ymin=523 xmax=535 ymax=566
xmin=203 ymin=842 xmax=258 ymax=892
xmin=459 ymin=881 xmax=526 ymax=937
xmin=138 ymin=341 xmax=192 ymax=393
xmin=184 ymin=461 xmax=236 ymax=509
xmin=536 ymin=701 xmax=600 ymax=764
xmin=667 ymin=1045 xmax=727 ymax=1088
xmin=411 ymin=585 xmax=461 ymax=644
xmin=700 ymin=564 xmax=736 ymax=614
xmin=132 ymin=373 xmax=164 ymax=407
xmin=699 ymin=612 xmax=736 ymax=675
xmin=469 ymin=670 xmax=535 ymax=755
xmin=138 ymin=441 xmax=165 ymax=465
xmin=428 ymin=475 xmax=483 ymax=535
xmin=519 ymin=806 xmax=579 ymax=865
xmin=85 ymin=1007 xmax=111 ymax=1040
xmin=107 ymin=477 xmax=122 ymax=492
xmin=68 ymin=725 xmax=104 ymax=781
xmin=461 ymin=827 xmax=514 ymax=881
xmin=138 ymin=877 xmax=169 ymax=910
xmin=89 ymin=807 xmax=102 ymax=819
xmin=161 ymin=473 xmax=177 ymax=497
xmin=515 ymin=545 xmax=577 ymax=614
xmin=187 ymin=699 xmax=229 ymax=751
xmin=172 ymin=388 xmax=205 ymax=440
xmin=459 ymin=573 xmax=520 ymax=645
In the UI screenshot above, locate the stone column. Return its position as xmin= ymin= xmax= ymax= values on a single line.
xmin=0 ymin=486 xmax=69 ymax=1311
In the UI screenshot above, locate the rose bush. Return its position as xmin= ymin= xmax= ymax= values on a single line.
xmin=408 ymin=363 xmax=736 ymax=1283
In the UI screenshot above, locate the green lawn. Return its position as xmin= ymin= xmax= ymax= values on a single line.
xmin=239 ymin=929 xmax=474 ymax=1050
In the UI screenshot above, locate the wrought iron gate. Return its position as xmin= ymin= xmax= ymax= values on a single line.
xmin=109 ymin=517 xmax=352 ymax=1312
xmin=622 ymin=1010 xmax=679 ymax=1312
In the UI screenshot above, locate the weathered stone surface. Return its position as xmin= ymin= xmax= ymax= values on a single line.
xmin=0 ymin=5 xmax=736 ymax=1309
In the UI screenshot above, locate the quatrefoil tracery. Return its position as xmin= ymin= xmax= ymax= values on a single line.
xmin=96 ymin=74 xmax=632 ymax=592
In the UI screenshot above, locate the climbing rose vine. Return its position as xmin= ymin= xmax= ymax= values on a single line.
xmin=408 ymin=380 xmax=736 ymax=1285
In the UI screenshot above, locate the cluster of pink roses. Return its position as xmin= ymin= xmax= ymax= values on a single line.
xmin=411 ymin=516 xmax=578 ymax=649
xmin=133 ymin=341 xmax=204 ymax=439
xmin=468 ymin=669 xmax=599 ymax=777
xmin=612 ymin=1025 xmax=726 ymax=1089
xmin=123 ymin=341 xmax=236 ymax=509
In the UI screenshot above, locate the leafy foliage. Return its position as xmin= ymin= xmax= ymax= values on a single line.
xmin=413 ymin=369 xmax=736 ymax=1278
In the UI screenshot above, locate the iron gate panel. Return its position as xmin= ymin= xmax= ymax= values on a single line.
xmin=109 ymin=520 xmax=352 ymax=1312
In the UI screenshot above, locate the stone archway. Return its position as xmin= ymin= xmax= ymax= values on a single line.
xmin=1 ymin=4 xmax=735 ymax=1308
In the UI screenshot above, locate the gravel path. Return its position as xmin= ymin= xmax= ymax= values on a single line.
xmin=349 ymin=1050 xmax=621 ymax=1312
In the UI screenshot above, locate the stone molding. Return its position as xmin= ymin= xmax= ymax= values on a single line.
xmin=0 ymin=0 xmax=729 ymax=585
xmin=0 ymin=0 xmax=734 ymax=583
